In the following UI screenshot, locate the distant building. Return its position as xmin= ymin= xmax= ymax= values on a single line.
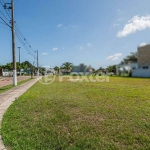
xmin=72 ymin=64 xmax=87 ymax=72
xmin=0 ymin=69 xmax=13 ymax=76
xmin=116 ymin=44 xmax=150 ymax=77
xmin=138 ymin=44 xmax=150 ymax=68
xmin=47 ymin=67 xmax=55 ymax=75
xmin=59 ymin=64 xmax=93 ymax=75
xmin=72 ymin=64 xmax=92 ymax=73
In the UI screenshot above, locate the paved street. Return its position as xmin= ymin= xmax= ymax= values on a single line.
xmin=0 ymin=76 xmax=31 ymax=88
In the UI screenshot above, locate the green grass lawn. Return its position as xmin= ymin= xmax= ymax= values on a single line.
xmin=1 ymin=77 xmax=150 ymax=149
xmin=0 ymin=78 xmax=32 ymax=94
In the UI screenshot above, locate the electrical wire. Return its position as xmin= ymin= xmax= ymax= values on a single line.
xmin=1 ymin=0 xmax=37 ymax=60
xmin=0 ymin=16 xmax=11 ymax=27
xmin=0 ymin=24 xmax=10 ymax=30
xmin=15 ymin=23 xmax=35 ymax=53
xmin=15 ymin=31 xmax=37 ymax=58
xmin=15 ymin=25 xmax=36 ymax=55
xmin=15 ymin=34 xmax=37 ymax=59
xmin=0 ymin=11 xmax=10 ymax=22
xmin=0 ymin=0 xmax=3 ymax=7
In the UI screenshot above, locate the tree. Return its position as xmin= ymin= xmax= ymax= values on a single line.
xmin=107 ymin=65 xmax=116 ymax=73
xmin=5 ymin=63 xmax=13 ymax=71
xmin=120 ymin=52 xmax=138 ymax=64
xmin=16 ymin=62 xmax=21 ymax=71
xmin=61 ymin=62 xmax=73 ymax=75
xmin=92 ymin=68 xmax=95 ymax=72
xmin=126 ymin=52 xmax=138 ymax=63
xmin=0 ymin=61 xmax=34 ymax=75
xmin=54 ymin=66 xmax=60 ymax=75
xmin=21 ymin=61 xmax=32 ymax=73
xmin=39 ymin=67 xmax=46 ymax=75
xmin=21 ymin=63 xmax=28 ymax=71
xmin=54 ymin=66 xmax=59 ymax=71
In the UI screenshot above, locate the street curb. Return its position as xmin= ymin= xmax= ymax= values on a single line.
xmin=0 ymin=79 xmax=38 ymax=150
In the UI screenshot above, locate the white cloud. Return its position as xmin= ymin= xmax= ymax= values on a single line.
xmin=106 ymin=53 xmax=122 ymax=60
xmin=113 ymin=24 xmax=120 ymax=27
xmin=87 ymin=43 xmax=91 ymax=47
xmin=117 ymin=15 xmax=150 ymax=37
xmin=52 ymin=47 xmax=58 ymax=51
xmin=139 ymin=42 xmax=148 ymax=47
xmin=42 ymin=52 xmax=48 ymax=55
xmin=79 ymin=46 xmax=83 ymax=50
xmin=62 ymin=47 xmax=65 ymax=50
xmin=57 ymin=24 xmax=63 ymax=27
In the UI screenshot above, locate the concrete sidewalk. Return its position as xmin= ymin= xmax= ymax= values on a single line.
xmin=0 ymin=78 xmax=38 ymax=150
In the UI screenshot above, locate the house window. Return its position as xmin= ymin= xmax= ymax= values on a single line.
xmin=143 ymin=66 xmax=149 ymax=69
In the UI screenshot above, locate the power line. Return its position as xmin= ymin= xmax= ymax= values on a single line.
xmin=1 ymin=0 xmax=38 ymax=76
xmin=15 ymin=31 xmax=37 ymax=58
xmin=0 ymin=0 xmax=11 ymax=19
xmin=0 ymin=24 xmax=10 ymax=30
xmin=0 ymin=16 xmax=11 ymax=27
xmin=1 ymin=0 xmax=5 ymax=4
xmin=15 ymin=23 xmax=35 ymax=53
xmin=1 ymin=0 xmax=36 ymax=55
xmin=15 ymin=23 xmax=26 ymax=40
xmin=4 ymin=8 xmax=11 ymax=19
xmin=14 ymin=26 xmax=36 ymax=57
xmin=16 ymin=34 xmax=37 ymax=59
xmin=0 ymin=11 xmax=10 ymax=22
xmin=16 ymin=36 xmax=36 ymax=58
xmin=0 ymin=0 xmax=4 ymax=7
xmin=1 ymin=0 xmax=11 ymax=18
xmin=0 ymin=21 xmax=7 ymax=25
xmin=0 ymin=6 xmax=37 ymax=56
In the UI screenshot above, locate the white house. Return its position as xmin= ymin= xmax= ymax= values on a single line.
xmin=116 ymin=44 xmax=150 ymax=78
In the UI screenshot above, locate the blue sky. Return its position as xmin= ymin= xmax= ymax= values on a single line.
xmin=1 ymin=0 xmax=150 ymax=69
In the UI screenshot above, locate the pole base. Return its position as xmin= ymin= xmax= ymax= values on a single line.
xmin=13 ymin=70 xmax=17 ymax=86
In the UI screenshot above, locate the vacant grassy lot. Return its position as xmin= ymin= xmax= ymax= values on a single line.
xmin=1 ymin=77 xmax=150 ymax=149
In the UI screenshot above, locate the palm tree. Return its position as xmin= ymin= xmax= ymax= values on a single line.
xmin=126 ymin=52 xmax=138 ymax=63
xmin=61 ymin=62 xmax=73 ymax=75
xmin=120 ymin=52 xmax=138 ymax=64
xmin=54 ymin=66 xmax=60 ymax=75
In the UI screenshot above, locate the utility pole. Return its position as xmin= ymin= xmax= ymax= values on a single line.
xmin=35 ymin=50 xmax=39 ymax=76
xmin=32 ymin=61 xmax=35 ymax=78
xmin=4 ymin=0 xmax=17 ymax=86
xmin=18 ymin=47 xmax=21 ymax=64
xmin=11 ymin=0 xmax=17 ymax=86
xmin=18 ymin=47 xmax=21 ymax=75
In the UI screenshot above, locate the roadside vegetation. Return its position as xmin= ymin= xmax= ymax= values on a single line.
xmin=0 ymin=78 xmax=32 ymax=94
xmin=0 ymin=61 xmax=35 ymax=74
xmin=1 ymin=77 xmax=150 ymax=149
